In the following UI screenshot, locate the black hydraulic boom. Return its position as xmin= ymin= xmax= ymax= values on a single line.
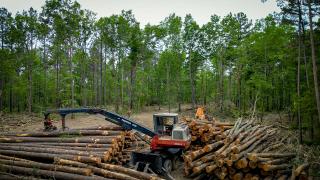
xmin=44 ymin=108 xmax=157 ymax=137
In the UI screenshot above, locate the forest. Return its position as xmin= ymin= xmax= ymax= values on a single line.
xmin=0 ymin=0 xmax=320 ymax=143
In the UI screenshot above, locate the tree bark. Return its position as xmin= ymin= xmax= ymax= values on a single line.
xmin=189 ymin=50 xmax=196 ymax=110
xmin=307 ymin=0 xmax=320 ymax=124
xmin=297 ymin=1 xmax=302 ymax=143
xmin=0 ymin=164 xmax=104 ymax=180
xmin=0 ymin=158 xmax=92 ymax=176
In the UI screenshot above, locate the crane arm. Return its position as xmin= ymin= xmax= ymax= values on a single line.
xmin=44 ymin=108 xmax=157 ymax=138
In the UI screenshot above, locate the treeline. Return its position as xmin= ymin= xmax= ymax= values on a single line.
xmin=0 ymin=1 xmax=319 ymax=140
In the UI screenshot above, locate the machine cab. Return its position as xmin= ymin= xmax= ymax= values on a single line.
xmin=171 ymin=124 xmax=191 ymax=141
xmin=153 ymin=113 xmax=178 ymax=136
xmin=153 ymin=113 xmax=191 ymax=142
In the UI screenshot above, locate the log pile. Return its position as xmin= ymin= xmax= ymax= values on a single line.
xmin=0 ymin=125 xmax=158 ymax=180
xmin=182 ymin=117 xmax=234 ymax=144
xmin=183 ymin=118 xmax=309 ymax=180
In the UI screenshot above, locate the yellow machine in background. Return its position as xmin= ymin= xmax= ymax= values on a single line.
xmin=195 ymin=106 xmax=205 ymax=120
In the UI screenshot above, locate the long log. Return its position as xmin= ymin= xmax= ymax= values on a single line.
xmin=0 ymin=130 xmax=123 ymax=137
xmin=258 ymin=158 xmax=289 ymax=169
xmin=293 ymin=163 xmax=309 ymax=177
xmin=0 ymin=158 xmax=92 ymax=176
xmin=98 ymin=162 xmax=162 ymax=180
xmin=203 ymin=141 xmax=224 ymax=153
xmin=54 ymin=158 xmax=141 ymax=180
xmin=22 ymin=142 xmax=116 ymax=148
xmin=0 ymin=136 xmax=121 ymax=144
xmin=192 ymin=162 xmax=211 ymax=174
xmin=0 ymin=172 xmax=44 ymax=180
xmin=0 ymin=145 xmax=105 ymax=157
xmin=77 ymin=126 xmax=124 ymax=131
xmin=247 ymin=153 xmax=296 ymax=162
xmin=205 ymin=163 xmax=217 ymax=173
xmin=0 ymin=164 xmax=107 ymax=180
xmin=262 ymin=164 xmax=293 ymax=171
xmin=0 ymin=143 xmax=113 ymax=152
xmin=0 ymin=149 xmax=101 ymax=164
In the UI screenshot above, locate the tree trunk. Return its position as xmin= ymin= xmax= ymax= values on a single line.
xmin=68 ymin=46 xmax=75 ymax=119
xmin=307 ymin=0 xmax=320 ymax=124
xmin=100 ymin=38 xmax=103 ymax=107
xmin=27 ymin=51 xmax=33 ymax=113
xmin=297 ymin=3 xmax=302 ymax=143
xmin=219 ymin=51 xmax=224 ymax=112
xmin=130 ymin=63 xmax=136 ymax=111
xmin=56 ymin=48 xmax=60 ymax=108
xmin=189 ymin=50 xmax=196 ymax=109
xmin=166 ymin=59 xmax=171 ymax=112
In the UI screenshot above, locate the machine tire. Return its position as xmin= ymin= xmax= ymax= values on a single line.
xmin=163 ymin=159 xmax=172 ymax=173
xmin=172 ymin=156 xmax=179 ymax=170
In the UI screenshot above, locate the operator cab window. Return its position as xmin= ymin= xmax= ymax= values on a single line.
xmin=172 ymin=130 xmax=183 ymax=140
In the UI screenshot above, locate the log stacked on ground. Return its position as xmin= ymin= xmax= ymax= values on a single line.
xmin=0 ymin=125 xmax=160 ymax=180
xmin=183 ymin=118 xmax=310 ymax=180
xmin=181 ymin=117 xmax=234 ymax=144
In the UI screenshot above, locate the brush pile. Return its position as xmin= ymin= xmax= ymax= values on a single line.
xmin=0 ymin=125 xmax=159 ymax=180
xmin=183 ymin=118 xmax=309 ymax=180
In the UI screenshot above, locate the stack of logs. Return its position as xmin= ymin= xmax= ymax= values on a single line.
xmin=0 ymin=125 xmax=158 ymax=180
xmin=183 ymin=118 xmax=309 ymax=180
xmin=182 ymin=117 xmax=234 ymax=144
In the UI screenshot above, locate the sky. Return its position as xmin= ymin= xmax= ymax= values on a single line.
xmin=0 ymin=0 xmax=280 ymax=26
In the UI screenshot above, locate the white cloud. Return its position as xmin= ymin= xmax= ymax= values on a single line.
xmin=0 ymin=0 xmax=280 ymax=26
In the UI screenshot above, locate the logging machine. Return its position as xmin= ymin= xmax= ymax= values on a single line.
xmin=44 ymin=108 xmax=191 ymax=176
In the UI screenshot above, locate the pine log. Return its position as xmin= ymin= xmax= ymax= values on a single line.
xmin=0 ymin=145 xmax=106 ymax=157
xmin=262 ymin=142 xmax=284 ymax=152
xmin=77 ymin=126 xmax=124 ymax=131
xmin=235 ymin=157 xmax=248 ymax=169
xmin=262 ymin=164 xmax=292 ymax=171
xmin=231 ymin=132 xmax=264 ymax=154
xmin=0 ymin=154 xmax=32 ymax=162
xmin=248 ymin=160 xmax=257 ymax=169
xmin=243 ymin=173 xmax=252 ymax=180
xmin=251 ymin=175 xmax=260 ymax=180
xmin=0 ymin=136 xmax=120 ymax=144
xmin=192 ymin=162 xmax=211 ymax=174
xmin=247 ymin=153 xmax=295 ymax=162
xmin=0 ymin=149 xmax=101 ymax=164
xmin=293 ymin=163 xmax=309 ymax=177
xmin=258 ymin=158 xmax=289 ymax=169
xmin=0 ymin=130 xmax=123 ymax=137
xmin=0 ymin=173 xmax=44 ymax=180
xmin=227 ymin=166 xmax=236 ymax=175
xmin=0 ymin=164 xmax=107 ymax=180
xmin=98 ymin=162 xmax=162 ymax=180
xmin=205 ymin=163 xmax=218 ymax=174
xmin=0 ymin=158 xmax=92 ymax=176
xmin=203 ymin=141 xmax=224 ymax=153
xmin=231 ymin=172 xmax=243 ymax=180
xmin=33 ymin=142 xmax=116 ymax=148
xmin=54 ymin=158 xmax=139 ymax=180
xmin=213 ymin=166 xmax=227 ymax=180
xmin=1 ymin=144 xmax=113 ymax=152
